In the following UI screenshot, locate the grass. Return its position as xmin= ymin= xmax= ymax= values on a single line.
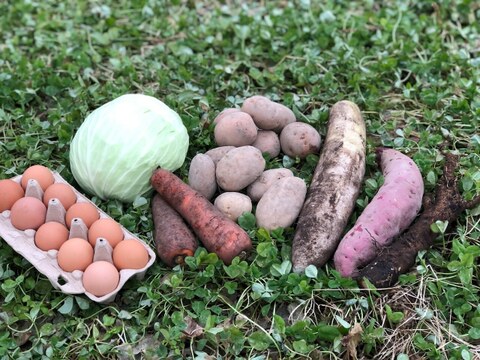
xmin=1 ymin=0 xmax=479 ymax=359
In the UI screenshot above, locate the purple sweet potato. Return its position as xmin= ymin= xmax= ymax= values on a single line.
xmin=358 ymin=152 xmax=480 ymax=288
xmin=333 ymin=148 xmax=424 ymax=277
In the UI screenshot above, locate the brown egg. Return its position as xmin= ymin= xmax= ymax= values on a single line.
xmin=65 ymin=202 xmax=100 ymax=229
xmin=82 ymin=261 xmax=120 ymax=297
xmin=34 ymin=222 xmax=69 ymax=251
xmin=10 ymin=197 xmax=46 ymax=230
xmin=20 ymin=165 xmax=54 ymax=191
xmin=0 ymin=179 xmax=25 ymax=212
xmin=113 ymin=239 xmax=149 ymax=270
xmin=88 ymin=218 xmax=124 ymax=248
xmin=57 ymin=238 xmax=94 ymax=272
xmin=43 ymin=183 xmax=77 ymax=210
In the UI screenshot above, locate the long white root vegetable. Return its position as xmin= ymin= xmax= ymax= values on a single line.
xmin=292 ymin=100 xmax=366 ymax=273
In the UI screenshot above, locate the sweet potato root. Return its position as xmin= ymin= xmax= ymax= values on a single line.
xmin=292 ymin=100 xmax=366 ymax=272
xmin=334 ymin=148 xmax=424 ymax=277
xmin=151 ymin=194 xmax=198 ymax=267
xmin=357 ymin=152 xmax=480 ymax=288
xmin=151 ymin=169 xmax=253 ymax=264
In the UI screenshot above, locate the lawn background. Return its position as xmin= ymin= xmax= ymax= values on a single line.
xmin=1 ymin=0 xmax=479 ymax=359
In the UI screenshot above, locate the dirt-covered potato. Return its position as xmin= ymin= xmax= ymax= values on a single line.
xmin=213 ymin=108 xmax=241 ymax=125
xmin=214 ymin=111 xmax=258 ymax=147
xmin=216 ymin=146 xmax=266 ymax=191
xmin=251 ymin=130 xmax=281 ymax=158
xmin=255 ymin=177 xmax=307 ymax=231
xmin=241 ymin=95 xmax=296 ymax=132
xmin=247 ymin=168 xmax=294 ymax=202
xmin=205 ymin=146 xmax=235 ymax=165
xmin=280 ymin=122 xmax=321 ymax=158
xmin=214 ymin=192 xmax=253 ymax=221
xmin=188 ymin=154 xmax=217 ymax=200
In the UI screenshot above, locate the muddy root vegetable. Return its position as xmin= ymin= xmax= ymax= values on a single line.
xmin=333 ymin=148 xmax=424 ymax=277
xmin=152 ymin=194 xmax=198 ymax=267
xmin=292 ymin=100 xmax=366 ymax=273
xmin=357 ymin=152 xmax=480 ymax=288
xmin=151 ymin=169 xmax=253 ymax=264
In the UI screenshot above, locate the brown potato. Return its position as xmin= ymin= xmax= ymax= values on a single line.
xmin=213 ymin=108 xmax=241 ymax=125
xmin=216 ymin=146 xmax=266 ymax=191
xmin=205 ymin=146 xmax=236 ymax=165
xmin=247 ymin=168 xmax=294 ymax=203
xmin=251 ymin=130 xmax=281 ymax=158
xmin=188 ymin=154 xmax=217 ymax=200
xmin=214 ymin=111 xmax=258 ymax=147
xmin=255 ymin=177 xmax=307 ymax=231
xmin=241 ymin=95 xmax=296 ymax=132
xmin=214 ymin=192 xmax=253 ymax=222
xmin=280 ymin=122 xmax=321 ymax=159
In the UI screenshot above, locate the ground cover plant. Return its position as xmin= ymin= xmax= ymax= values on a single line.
xmin=1 ymin=0 xmax=479 ymax=359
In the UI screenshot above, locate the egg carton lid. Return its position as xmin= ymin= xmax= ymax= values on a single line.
xmin=0 ymin=172 xmax=156 ymax=304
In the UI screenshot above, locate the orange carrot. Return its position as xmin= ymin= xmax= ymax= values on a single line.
xmin=151 ymin=169 xmax=252 ymax=264
xmin=151 ymin=193 xmax=198 ymax=267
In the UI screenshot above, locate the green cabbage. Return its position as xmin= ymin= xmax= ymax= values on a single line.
xmin=69 ymin=94 xmax=189 ymax=202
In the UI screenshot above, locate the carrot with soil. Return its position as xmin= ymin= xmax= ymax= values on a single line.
xmin=292 ymin=100 xmax=367 ymax=273
xmin=151 ymin=194 xmax=198 ymax=267
xmin=357 ymin=152 xmax=480 ymax=288
xmin=151 ymin=169 xmax=253 ymax=264
xmin=333 ymin=148 xmax=424 ymax=277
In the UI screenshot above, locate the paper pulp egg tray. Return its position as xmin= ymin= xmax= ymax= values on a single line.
xmin=0 ymin=172 xmax=156 ymax=304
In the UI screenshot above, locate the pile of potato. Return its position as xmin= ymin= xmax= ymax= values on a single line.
xmin=188 ymin=95 xmax=321 ymax=231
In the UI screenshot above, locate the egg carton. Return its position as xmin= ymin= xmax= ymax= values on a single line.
xmin=0 ymin=172 xmax=156 ymax=304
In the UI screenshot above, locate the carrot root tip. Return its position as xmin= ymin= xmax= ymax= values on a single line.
xmin=173 ymin=249 xmax=195 ymax=266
